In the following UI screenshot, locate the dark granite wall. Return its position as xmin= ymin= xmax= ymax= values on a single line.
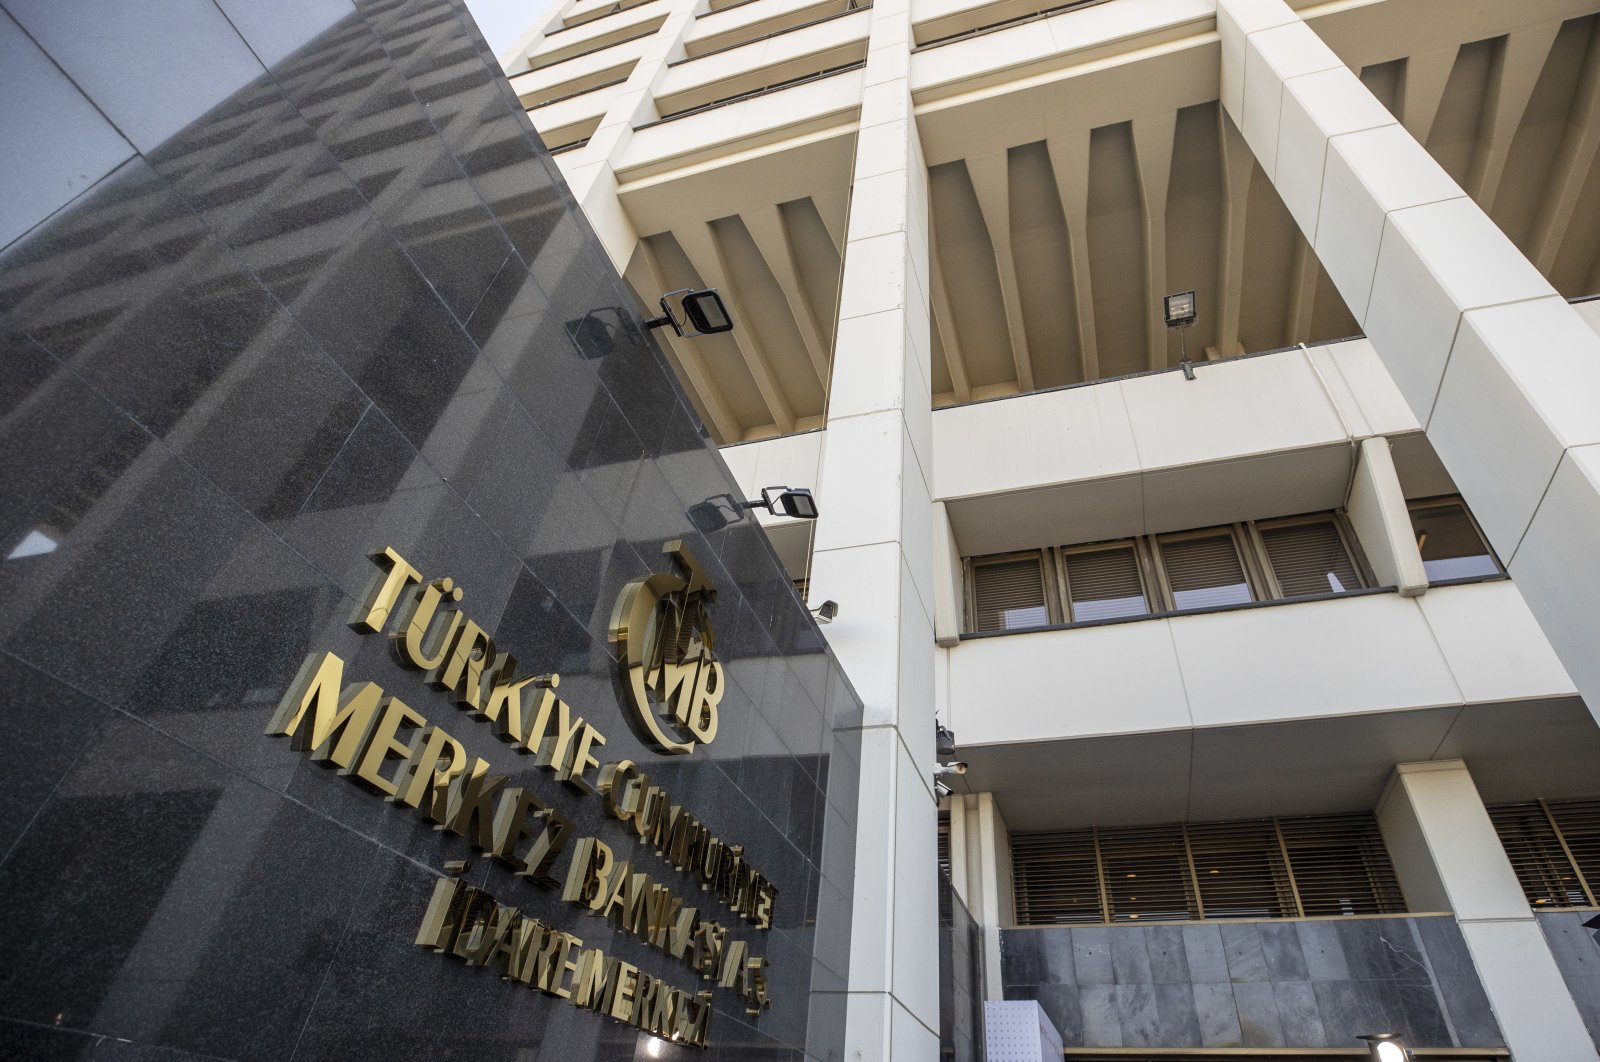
xmin=938 ymin=874 xmax=984 ymax=1062
xmin=0 ymin=1 xmax=859 ymax=1059
xmin=1540 ymin=910 xmax=1600 ymax=1050
xmin=1000 ymin=917 xmax=1504 ymax=1052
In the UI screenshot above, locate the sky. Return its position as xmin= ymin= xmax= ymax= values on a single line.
xmin=460 ymin=0 xmax=549 ymax=57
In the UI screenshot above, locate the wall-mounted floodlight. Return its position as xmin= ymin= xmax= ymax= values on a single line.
xmin=1357 ymin=1034 xmax=1411 ymax=1062
xmin=644 ymin=288 xmax=734 ymax=338
xmin=1163 ymin=289 xmax=1198 ymax=381
xmin=810 ymin=600 xmax=838 ymax=624
xmin=739 ymin=486 xmax=818 ymax=520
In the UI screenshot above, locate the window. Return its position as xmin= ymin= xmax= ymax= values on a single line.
xmin=1157 ymin=528 xmax=1254 ymax=610
xmin=970 ymin=552 xmax=1051 ymax=632
xmin=1061 ymin=542 xmax=1149 ymax=622
xmin=1011 ymin=811 xmax=1406 ymax=926
xmin=1488 ymin=798 xmax=1600 ymax=909
xmin=1408 ymin=496 xmax=1501 ymax=581
xmin=1258 ymin=515 xmax=1364 ymax=598
xmin=963 ymin=509 xmax=1384 ymax=634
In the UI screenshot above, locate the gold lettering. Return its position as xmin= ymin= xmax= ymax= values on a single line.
xmin=571 ymin=947 xmax=611 ymax=1008
xmin=265 ymin=652 xmax=383 ymax=770
xmin=668 ymin=906 xmax=699 ymax=959
xmin=434 ymin=618 xmax=493 ymax=710
xmin=740 ymin=955 xmax=770 ymax=1016
xmin=394 ymin=579 xmax=464 ymax=671
xmin=352 ymin=696 xmax=425 ymax=797
xmin=532 ymin=698 xmax=583 ymax=777
xmin=415 ymin=875 xmax=466 ymax=951
xmin=566 ymin=724 xmax=605 ymax=793
xmin=600 ymin=866 xmax=651 ymax=935
xmin=395 ymin=724 xmax=466 ymax=810
xmin=753 ymin=880 xmax=776 ymax=929
xmin=717 ymin=938 xmax=748 ymax=988
xmin=351 ymin=546 xmax=422 ymax=633
xmin=552 ymin=933 xmax=582 ymax=999
xmin=520 ymin=677 xmax=561 ymax=754
xmin=686 ymin=658 xmax=722 ymax=743
xmin=606 ymin=961 xmax=639 ymax=1021
xmin=598 ymin=760 xmax=645 ymax=822
xmin=449 ymin=889 xmax=499 ymax=963
xmin=480 ymin=658 xmax=535 ymax=744
xmin=562 ymin=837 xmax=614 ymax=911
xmin=437 ymin=757 xmax=507 ymax=850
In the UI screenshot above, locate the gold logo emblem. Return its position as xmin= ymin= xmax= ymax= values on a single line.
xmin=608 ymin=540 xmax=725 ymax=755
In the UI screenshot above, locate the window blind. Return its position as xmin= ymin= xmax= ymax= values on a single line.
xmin=1099 ymin=823 xmax=1195 ymax=922
xmin=1260 ymin=520 xmax=1361 ymax=597
xmin=1277 ymin=812 xmax=1406 ymax=916
xmin=972 ymin=556 xmax=1048 ymax=632
xmin=1012 ymin=812 xmax=1405 ymax=925
xmin=1011 ymin=828 xmax=1104 ymax=925
xmin=1488 ymin=799 xmax=1599 ymax=908
xmin=1187 ymin=817 xmax=1295 ymax=919
xmin=1064 ymin=545 xmax=1148 ymax=621
xmin=1159 ymin=533 xmax=1252 ymax=610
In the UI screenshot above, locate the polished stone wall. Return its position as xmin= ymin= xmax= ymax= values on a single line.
xmin=0 ymin=1 xmax=859 ymax=1059
xmin=999 ymin=917 xmax=1504 ymax=1051
xmin=1540 ymin=910 xmax=1600 ymax=1050
xmin=938 ymin=874 xmax=984 ymax=1062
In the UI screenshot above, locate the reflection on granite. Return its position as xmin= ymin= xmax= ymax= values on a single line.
xmin=1001 ymin=917 xmax=1505 ymax=1050
xmin=0 ymin=1 xmax=858 ymax=1059
xmin=1538 ymin=911 xmax=1600 ymax=1050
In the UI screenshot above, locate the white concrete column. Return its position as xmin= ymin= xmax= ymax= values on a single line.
xmin=1376 ymin=760 xmax=1593 ymax=1059
xmin=947 ymin=793 xmax=1014 ymax=1001
xmin=806 ymin=0 xmax=939 ymax=1052
xmin=555 ymin=0 xmax=702 ymax=266
xmin=1346 ymin=436 xmax=1428 ymax=596
xmin=1218 ymin=0 xmax=1600 ymax=730
xmin=932 ymin=500 xmax=962 ymax=647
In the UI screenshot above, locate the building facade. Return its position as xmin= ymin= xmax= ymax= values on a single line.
xmin=505 ymin=0 xmax=1600 ymax=1058
xmin=0 ymin=1 xmax=863 ymax=1059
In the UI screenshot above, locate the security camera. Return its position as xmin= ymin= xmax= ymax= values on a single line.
xmin=812 ymin=600 xmax=838 ymax=623
xmin=939 ymin=760 xmax=968 ymax=776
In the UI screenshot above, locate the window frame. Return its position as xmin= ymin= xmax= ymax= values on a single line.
xmin=1252 ymin=511 xmax=1372 ymax=599
xmin=1406 ymin=493 xmax=1505 ymax=584
xmin=1149 ymin=523 xmax=1262 ymax=614
xmin=964 ymin=548 xmax=1059 ymax=633
xmin=1055 ymin=537 xmax=1157 ymax=624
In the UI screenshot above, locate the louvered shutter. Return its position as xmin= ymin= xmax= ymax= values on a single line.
xmin=1098 ymin=824 xmax=1197 ymax=922
xmin=1489 ymin=800 xmax=1599 ymax=908
xmin=1260 ymin=519 xmax=1362 ymax=597
xmin=1011 ymin=829 xmax=1103 ymax=925
xmin=1159 ymin=533 xmax=1253 ymax=610
xmin=1188 ymin=818 xmax=1295 ymax=919
xmin=1064 ymin=545 xmax=1148 ymax=621
xmin=1278 ymin=813 xmax=1406 ymax=916
xmin=1548 ymin=799 xmax=1600 ymax=902
xmin=972 ymin=555 xmax=1048 ymax=632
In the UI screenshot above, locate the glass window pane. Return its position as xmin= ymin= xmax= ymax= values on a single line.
xmin=1261 ymin=519 xmax=1361 ymax=597
xmin=1160 ymin=533 xmax=1253 ymax=610
xmin=973 ymin=556 xmax=1047 ymax=632
xmin=1411 ymin=502 xmax=1499 ymax=581
xmin=1065 ymin=545 xmax=1148 ymax=621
